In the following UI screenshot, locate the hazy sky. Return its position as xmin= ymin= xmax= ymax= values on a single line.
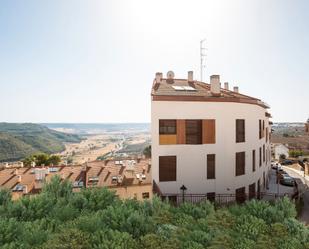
xmin=0 ymin=0 xmax=308 ymax=123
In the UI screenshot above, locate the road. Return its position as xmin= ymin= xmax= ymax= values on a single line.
xmin=282 ymin=166 xmax=309 ymax=224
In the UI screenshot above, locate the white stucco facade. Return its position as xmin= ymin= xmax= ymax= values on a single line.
xmin=151 ymin=100 xmax=271 ymax=195
xmin=273 ymin=144 xmax=289 ymax=160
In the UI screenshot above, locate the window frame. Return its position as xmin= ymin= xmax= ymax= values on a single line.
xmin=159 ymin=120 xmax=177 ymax=135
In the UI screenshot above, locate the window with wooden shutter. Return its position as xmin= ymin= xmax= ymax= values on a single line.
xmin=249 ymin=183 xmax=256 ymax=199
xmin=252 ymin=150 xmax=256 ymax=172
xmin=207 ymin=154 xmax=215 ymax=179
xmin=236 ymin=152 xmax=245 ymax=176
xmin=236 ymin=186 xmax=246 ymax=203
xmin=159 ymin=156 xmax=176 ymax=182
xmin=259 ymin=147 xmax=262 ymax=167
xmin=266 ymin=127 xmax=268 ymax=142
xmin=259 ymin=120 xmax=262 ymax=139
xmin=202 ymin=119 xmax=216 ymax=144
xmin=236 ymin=119 xmax=245 ymax=143
xmin=207 ymin=192 xmax=215 ymax=202
xmin=186 ymin=120 xmax=202 ymax=144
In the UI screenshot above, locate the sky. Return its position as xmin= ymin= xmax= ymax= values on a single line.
xmin=0 ymin=0 xmax=308 ymax=123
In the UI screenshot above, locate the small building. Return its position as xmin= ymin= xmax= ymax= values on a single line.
xmin=0 ymin=159 xmax=152 ymax=201
xmin=273 ymin=143 xmax=289 ymax=160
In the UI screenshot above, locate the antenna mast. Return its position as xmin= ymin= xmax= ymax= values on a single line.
xmin=200 ymin=39 xmax=207 ymax=82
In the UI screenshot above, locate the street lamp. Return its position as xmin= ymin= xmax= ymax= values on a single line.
xmin=180 ymin=184 xmax=187 ymax=203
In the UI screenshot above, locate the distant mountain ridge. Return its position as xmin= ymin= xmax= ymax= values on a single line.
xmin=0 ymin=123 xmax=81 ymax=162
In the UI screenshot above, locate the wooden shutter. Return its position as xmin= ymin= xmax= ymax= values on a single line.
xmin=159 ymin=156 xmax=176 ymax=182
xmin=249 ymin=183 xmax=256 ymax=199
xmin=259 ymin=120 xmax=262 ymax=139
xmin=236 ymin=119 xmax=245 ymax=143
xmin=186 ymin=120 xmax=202 ymax=144
xmin=236 ymin=152 xmax=245 ymax=176
xmin=202 ymin=119 xmax=216 ymax=144
xmin=207 ymin=154 xmax=215 ymax=179
xmin=176 ymin=120 xmax=186 ymax=144
xmin=236 ymin=186 xmax=246 ymax=203
xmin=259 ymin=147 xmax=262 ymax=166
xmin=252 ymin=150 xmax=256 ymax=172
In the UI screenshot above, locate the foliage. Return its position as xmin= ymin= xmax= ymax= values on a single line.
xmin=0 ymin=123 xmax=81 ymax=162
xmin=0 ymin=178 xmax=308 ymax=249
xmin=143 ymin=145 xmax=151 ymax=158
xmin=22 ymin=153 xmax=61 ymax=166
xmin=289 ymin=150 xmax=304 ymax=158
xmin=279 ymin=154 xmax=287 ymax=160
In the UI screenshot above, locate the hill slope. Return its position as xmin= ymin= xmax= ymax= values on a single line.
xmin=0 ymin=123 xmax=81 ymax=162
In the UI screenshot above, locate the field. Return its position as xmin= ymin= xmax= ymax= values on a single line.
xmin=271 ymin=123 xmax=309 ymax=155
xmin=49 ymin=123 xmax=151 ymax=164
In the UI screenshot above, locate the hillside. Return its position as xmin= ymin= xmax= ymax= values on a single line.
xmin=0 ymin=123 xmax=81 ymax=162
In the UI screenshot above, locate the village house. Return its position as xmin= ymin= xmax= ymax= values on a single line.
xmin=0 ymin=159 xmax=152 ymax=201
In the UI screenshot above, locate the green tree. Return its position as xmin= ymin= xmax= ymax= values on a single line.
xmin=143 ymin=145 xmax=151 ymax=158
xmin=46 ymin=155 xmax=61 ymax=166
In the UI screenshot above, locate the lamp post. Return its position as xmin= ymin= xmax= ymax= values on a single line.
xmin=180 ymin=184 xmax=187 ymax=204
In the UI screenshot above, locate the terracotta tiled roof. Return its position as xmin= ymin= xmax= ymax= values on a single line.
xmin=151 ymin=78 xmax=269 ymax=108
xmin=0 ymin=159 xmax=152 ymax=195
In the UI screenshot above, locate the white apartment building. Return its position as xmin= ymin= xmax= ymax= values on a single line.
xmin=151 ymin=71 xmax=272 ymax=201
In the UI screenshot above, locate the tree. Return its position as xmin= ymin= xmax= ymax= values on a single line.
xmin=22 ymin=153 xmax=61 ymax=167
xmin=143 ymin=145 xmax=151 ymax=158
xmin=46 ymin=155 xmax=61 ymax=166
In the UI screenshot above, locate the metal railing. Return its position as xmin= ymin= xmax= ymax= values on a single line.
xmin=160 ymin=192 xmax=294 ymax=206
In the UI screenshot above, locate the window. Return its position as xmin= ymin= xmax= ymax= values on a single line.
xmin=266 ymin=127 xmax=269 ymax=142
xmin=259 ymin=120 xmax=262 ymax=139
xmin=236 ymin=119 xmax=245 ymax=143
xmin=249 ymin=183 xmax=256 ymax=200
xmin=186 ymin=120 xmax=202 ymax=144
xmin=263 ymin=145 xmax=265 ymax=162
xmin=159 ymin=120 xmax=176 ymax=134
xmin=207 ymin=154 xmax=215 ymax=179
xmin=159 ymin=156 xmax=176 ymax=182
xmin=142 ymin=192 xmax=150 ymax=199
xmin=259 ymin=147 xmax=262 ymax=166
xmin=236 ymin=152 xmax=245 ymax=176
xmin=236 ymin=186 xmax=246 ymax=203
xmin=262 ymin=120 xmax=265 ymax=135
xmin=207 ymin=192 xmax=216 ymax=202
xmin=252 ymin=150 xmax=256 ymax=172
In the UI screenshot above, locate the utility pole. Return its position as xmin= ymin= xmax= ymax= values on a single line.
xmin=200 ymin=39 xmax=207 ymax=82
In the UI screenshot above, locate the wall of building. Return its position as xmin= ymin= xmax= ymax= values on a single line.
xmin=274 ymin=144 xmax=289 ymax=160
xmin=151 ymin=100 xmax=271 ymax=195
xmin=110 ymin=184 xmax=153 ymax=201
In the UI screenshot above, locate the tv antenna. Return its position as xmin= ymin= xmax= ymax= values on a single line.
xmin=200 ymin=39 xmax=207 ymax=82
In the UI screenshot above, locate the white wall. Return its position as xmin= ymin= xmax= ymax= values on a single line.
xmin=151 ymin=100 xmax=271 ymax=195
xmin=274 ymin=144 xmax=289 ymax=160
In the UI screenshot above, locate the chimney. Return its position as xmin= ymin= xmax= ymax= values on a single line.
xmin=188 ymin=71 xmax=194 ymax=82
xmin=17 ymin=175 xmax=22 ymax=182
xmin=224 ymin=82 xmax=229 ymax=90
xmin=233 ymin=86 xmax=239 ymax=93
xmin=210 ymin=75 xmax=221 ymax=96
xmin=155 ymin=72 xmax=161 ymax=83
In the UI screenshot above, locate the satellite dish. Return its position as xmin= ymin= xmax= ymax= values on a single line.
xmin=166 ymin=71 xmax=175 ymax=79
